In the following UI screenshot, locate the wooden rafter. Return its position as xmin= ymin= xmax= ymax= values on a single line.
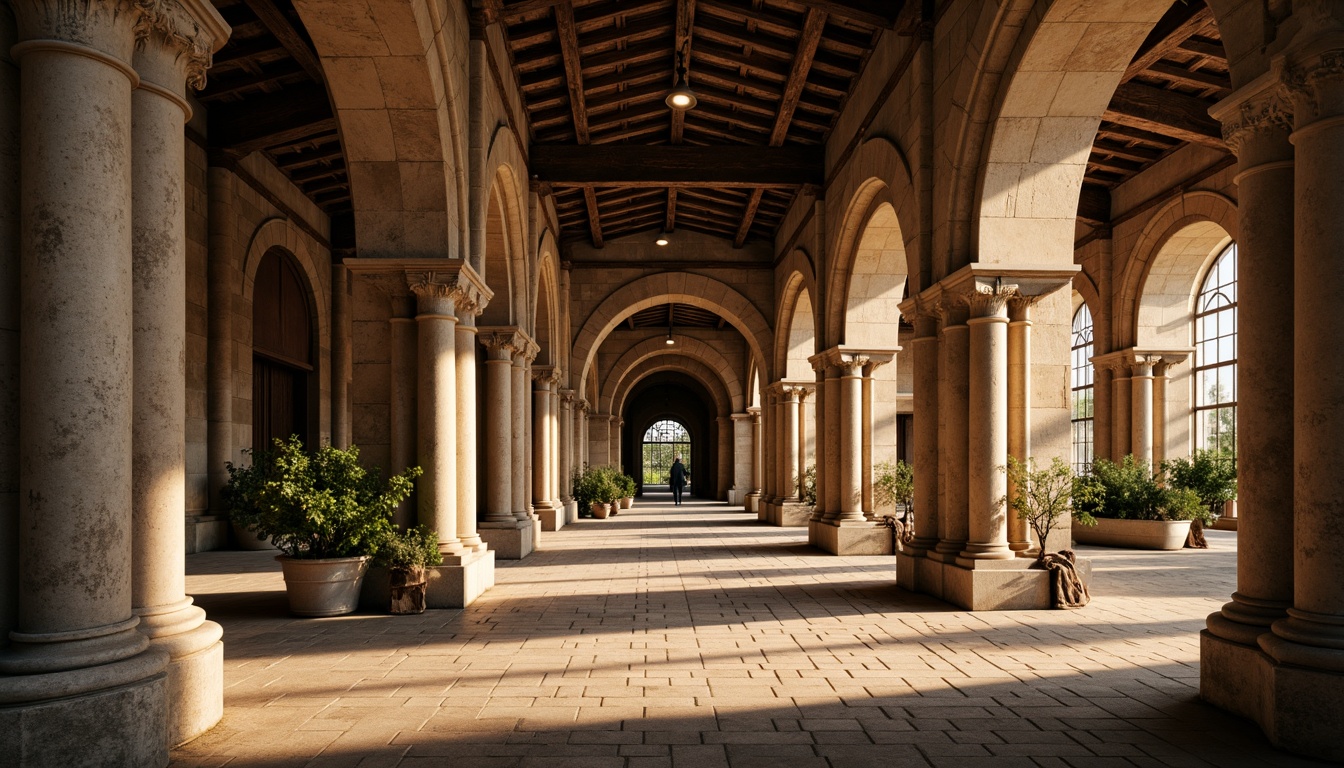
xmin=1122 ymin=2 xmax=1214 ymax=84
xmin=583 ymin=186 xmax=603 ymax=248
xmin=670 ymin=0 xmax=697 ymax=146
xmin=1104 ymin=82 xmax=1223 ymax=149
xmin=665 ymin=189 xmax=677 ymax=232
xmin=736 ymin=8 xmax=826 ymax=247
xmin=241 ymin=0 xmax=325 ymax=84
xmin=554 ymin=1 xmax=589 ymax=144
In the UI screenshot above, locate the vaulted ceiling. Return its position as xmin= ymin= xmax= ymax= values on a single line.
xmin=490 ymin=0 xmax=902 ymax=246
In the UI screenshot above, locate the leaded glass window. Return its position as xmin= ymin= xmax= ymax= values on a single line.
xmin=1071 ymin=304 xmax=1095 ymax=472
xmin=1195 ymin=242 xmax=1237 ymax=458
xmin=642 ymin=420 xmax=690 ymax=485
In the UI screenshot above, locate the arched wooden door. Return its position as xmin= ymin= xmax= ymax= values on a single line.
xmin=252 ymin=249 xmax=313 ymax=451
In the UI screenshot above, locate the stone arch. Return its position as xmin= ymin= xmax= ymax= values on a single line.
xmin=774 ymin=265 xmax=818 ymax=379
xmin=826 ymin=138 xmax=920 ymax=343
xmin=477 ymin=125 xmax=529 ymax=275
xmin=1073 ymin=270 xmax=1102 ymax=322
xmin=1120 ymin=191 xmax=1238 ymax=349
xmin=835 ymin=200 xmax=909 ymax=348
xmin=291 ymin=0 xmax=469 ymax=259
xmin=571 ymin=272 xmax=774 ymax=400
xmin=600 ymin=337 xmax=744 ymax=415
xmin=242 ymin=217 xmax=330 ymax=343
xmin=479 ymin=167 xmax=527 ymax=327
xmin=614 ymin=358 xmax=733 ymax=421
xmin=534 ymin=250 xmax=561 ymax=368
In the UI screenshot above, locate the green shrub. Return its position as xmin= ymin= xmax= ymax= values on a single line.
xmin=1163 ymin=449 xmax=1237 ymax=522
xmin=373 ymin=525 xmax=443 ymax=571
xmin=1003 ymin=456 xmax=1085 ymax=559
xmin=1073 ymin=455 xmax=1212 ymax=525
xmin=802 ymin=464 xmax=817 ymax=507
xmin=618 ymin=473 xmax=638 ymax=498
xmin=224 ymin=436 xmax=421 ymax=559
xmin=573 ymin=464 xmax=623 ymax=508
xmin=874 ymin=459 xmax=914 ymax=516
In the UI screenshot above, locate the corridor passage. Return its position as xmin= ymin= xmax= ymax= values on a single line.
xmin=172 ymin=498 xmax=1316 ymax=768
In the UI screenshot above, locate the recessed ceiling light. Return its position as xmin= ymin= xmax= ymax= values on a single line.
xmin=656 ymin=233 xmax=670 ymax=246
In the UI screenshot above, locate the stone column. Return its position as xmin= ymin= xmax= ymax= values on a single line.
xmin=809 ymin=361 xmax=827 ymax=521
xmin=796 ymin=389 xmax=809 ymax=502
xmin=0 ymin=3 xmax=16 ymax=651
xmin=206 ymin=167 xmax=236 ymax=514
xmin=836 ymin=357 xmax=865 ymax=521
xmin=1152 ymin=360 xmax=1169 ymax=465
xmin=533 ymin=370 xmax=556 ymax=513
xmin=861 ymin=367 xmax=874 ymax=515
xmin=455 ymin=315 xmax=484 ymax=552
xmin=559 ymin=389 xmax=575 ymax=506
xmin=1130 ymin=357 xmax=1155 ymax=466
xmin=748 ymin=407 xmax=762 ymax=505
xmin=577 ymin=400 xmax=589 ymax=471
xmin=331 ymin=264 xmax=352 ymax=449
xmin=511 ymin=345 xmax=533 ymax=522
xmin=781 ymin=386 xmax=801 ymax=500
xmin=1112 ymin=369 xmax=1131 ymax=460
xmin=731 ymin=412 xmax=752 ymax=505
xmin=762 ymin=390 xmax=776 ymax=504
xmin=935 ymin=302 xmax=971 ymax=558
xmin=909 ymin=311 xmax=940 ymax=552
xmin=1206 ymin=87 xmax=1295 ymax=650
xmin=717 ymin=416 xmax=732 ymax=500
xmin=1092 ymin=237 xmax=1115 ymax=463
xmin=480 ymin=332 xmax=515 ymax=525
xmin=130 ymin=4 xmax=226 ymax=744
xmin=1006 ymin=297 xmax=1033 ymax=552
xmin=0 ymin=3 xmax=167 ymax=760
xmin=962 ymin=288 xmax=1013 ymax=560
xmin=1260 ymin=46 xmax=1344 ymax=680
xmin=389 ymin=306 xmax=418 ymax=530
xmin=411 ymin=276 xmax=465 ymax=556
xmin=821 ymin=365 xmax=841 ymax=520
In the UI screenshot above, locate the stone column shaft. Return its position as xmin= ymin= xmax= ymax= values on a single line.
xmin=560 ymin=392 xmax=574 ymax=504
xmin=810 ymin=368 xmax=827 ymax=520
xmin=796 ymin=394 xmax=808 ymax=502
xmin=533 ymin=376 xmax=554 ymax=512
xmin=837 ymin=365 xmax=864 ymax=521
xmin=936 ymin=316 xmax=971 ymax=556
xmin=762 ymin=393 xmax=776 ymax=501
xmin=455 ymin=321 xmax=483 ymax=551
xmin=1112 ymin=373 xmax=1132 ymax=460
xmin=1007 ymin=303 xmax=1032 ymax=552
xmin=962 ymin=297 xmax=1012 ymax=560
xmin=482 ymin=340 xmax=514 ymax=523
xmin=823 ymin=369 xmax=842 ymax=519
xmin=1152 ymin=363 xmax=1168 ymax=465
xmin=782 ymin=388 xmax=800 ymax=500
xmin=414 ymin=292 xmax=463 ymax=556
xmin=732 ymin=413 xmax=752 ymax=501
xmin=389 ymin=313 xmax=417 ymax=530
xmin=861 ymin=372 xmax=873 ymax=515
xmin=511 ymin=354 xmax=530 ymax=521
xmin=749 ymin=409 xmax=762 ymax=496
xmin=206 ymin=168 xmax=235 ymax=513
xmin=1131 ymin=360 xmax=1154 ymax=466
xmin=910 ymin=327 xmax=940 ymax=551
xmin=331 ymin=264 xmax=352 ymax=449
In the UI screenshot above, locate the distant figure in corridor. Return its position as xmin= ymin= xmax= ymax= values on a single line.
xmin=670 ymin=456 xmax=689 ymax=505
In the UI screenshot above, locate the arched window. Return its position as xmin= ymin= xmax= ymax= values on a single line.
xmin=1194 ymin=242 xmax=1237 ymax=457
xmin=642 ymin=420 xmax=690 ymax=486
xmin=1071 ymin=304 xmax=1094 ymax=472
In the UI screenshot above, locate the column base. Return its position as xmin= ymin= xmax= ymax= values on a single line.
xmin=533 ymin=502 xmax=565 ymax=532
xmin=726 ymin=488 xmax=746 ymax=506
xmin=563 ymin=500 xmax=579 ymax=525
xmin=184 ymin=514 xmax=228 ymax=553
xmin=813 ymin=519 xmax=893 ymax=555
xmin=1201 ymin=630 xmax=1344 ymax=762
xmin=894 ymin=552 xmax=1090 ymax=610
xmin=745 ymin=493 xmax=759 ymax=514
xmin=479 ymin=519 xmax=536 ymax=560
xmin=0 ymin=649 xmax=170 ymax=767
xmin=427 ymin=549 xmax=495 ymax=609
xmin=152 ymin=621 xmax=223 ymax=746
xmin=766 ymin=501 xmax=811 ymax=527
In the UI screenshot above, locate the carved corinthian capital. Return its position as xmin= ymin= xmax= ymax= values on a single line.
xmin=1283 ymin=48 xmax=1344 ymax=123
xmin=406 ymin=265 xmax=492 ymax=318
xmin=1219 ymin=91 xmax=1294 ymax=156
xmin=134 ymin=0 xmax=228 ymax=89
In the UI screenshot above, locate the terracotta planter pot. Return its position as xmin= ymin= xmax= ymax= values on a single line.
xmin=591 ymin=502 xmax=610 ymax=519
xmin=389 ymin=567 xmax=427 ymax=615
xmin=620 ymin=497 xmax=633 ymax=509
xmin=1073 ymin=518 xmax=1192 ymax=551
xmin=275 ymin=555 xmax=369 ymax=616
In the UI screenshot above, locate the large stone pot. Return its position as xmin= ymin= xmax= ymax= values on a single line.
xmin=591 ymin=502 xmax=610 ymax=519
xmin=620 ymin=496 xmax=634 ymax=510
xmin=276 ymin=555 xmax=370 ymax=616
xmin=389 ymin=567 xmax=427 ymax=615
xmin=1073 ymin=518 xmax=1191 ymax=551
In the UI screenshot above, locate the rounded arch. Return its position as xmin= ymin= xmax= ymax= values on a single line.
xmin=291 ymin=0 xmax=469 ymax=259
xmin=1120 ymin=191 xmax=1238 ymax=348
xmin=478 ymin=126 xmax=530 ymax=274
xmin=826 ymin=139 xmax=919 ymax=342
xmin=533 ymin=251 xmax=561 ymax=368
xmin=479 ymin=167 xmax=528 ymax=326
xmin=571 ymin=272 xmax=774 ymax=399
xmin=600 ymin=337 xmax=744 ymax=415
xmin=774 ymin=267 xmax=819 ymax=379
xmin=1073 ymin=269 xmax=1102 ymax=321
xmin=834 ymin=200 xmax=909 ymax=348
xmin=614 ymin=358 xmax=733 ymax=421
xmin=242 ymin=217 xmax=330 ymax=344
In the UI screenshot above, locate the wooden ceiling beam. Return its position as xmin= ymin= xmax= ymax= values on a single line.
xmin=666 ymin=188 xmax=677 ymax=232
xmin=530 ymin=145 xmax=823 ymax=187
xmin=671 ymin=0 xmax=697 ymax=145
xmin=1144 ymin=61 xmax=1230 ymax=92
xmin=1076 ymin=183 xmax=1112 ymax=227
xmin=1104 ymin=82 xmax=1224 ymax=149
xmin=779 ymin=0 xmax=897 ymax=30
xmin=734 ymin=188 xmax=765 ymax=247
xmin=1122 ymin=2 xmax=1214 ymax=84
xmin=242 ymin=0 xmax=326 ymax=85
xmin=554 ymin=1 xmax=590 ymax=144
xmin=583 ymin=186 xmax=603 ymax=248
xmin=211 ymin=84 xmax=335 ymax=155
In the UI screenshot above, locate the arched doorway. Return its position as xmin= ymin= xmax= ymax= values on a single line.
xmin=252 ymin=248 xmax=314 ymax=450
xmin=641 ymin=420 xmax=691 ymax=489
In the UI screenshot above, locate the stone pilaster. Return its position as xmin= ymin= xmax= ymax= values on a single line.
xmin=806 ymin=357 xmax=828 ymax=523
xmin=746 ymin=406 xmax=762 ymax=512
xmin=906 ymin=302 xmax=940 ymax=553
xmin=511 ymin=340 xmax=536 ymax=523
xmin=129 ymin=0 xmax=228 ymax=745
xmin=935 ymin=296 xmax=971 ymax=560
xmin=532 ymin=366 xmax=564 ymax=529
xmin=730 ymin=412 xmax=753 ymax=507
xmin=822 ymin=364 xmax=841 ymax=521
xmin=1006 ymin=296 xmax=1036 ymax=552
xmin=961 ymin=284 xmax=1013 ymax=561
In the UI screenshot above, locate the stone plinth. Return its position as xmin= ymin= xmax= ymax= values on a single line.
xmin=479 ymin=520 xmax=536 ymax=560
xmin=426 ymin=550 xmax=495 ymax=609
xmin=814 ymin=519 xmax=893 ymax=555
xmin=776 ymin=502 xmax=812 ymax=527
xmin=535 ymin=503 xmax=565 ymax=531
xmin=897 ymin=552 xmax=1091 ymax=611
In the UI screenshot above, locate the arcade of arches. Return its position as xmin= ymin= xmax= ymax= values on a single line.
xmin=1 ymin=0 xmax=1343 ymax=764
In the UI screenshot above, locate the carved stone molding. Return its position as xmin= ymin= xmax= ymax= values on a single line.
xmin=531 ymin=365 xmax=562 ymax=387
xmin=1283 ymin=48 xmax=1344 ymax=121
xmin=1219 ymin=92 xmax=1294 ymax=155
xmin=134 ymin=0 xmax=228 ymax=89
xmin=406 ymin=264 xmax=492 ymax=318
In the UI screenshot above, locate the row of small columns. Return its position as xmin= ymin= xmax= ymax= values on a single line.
xmin=1091 ymin=349 xmax=1189 ymax=467
xmin=0 ymin=0 xmax=231 ymax=753
xmin=897 ymin=275 xmax=1071 ymax=560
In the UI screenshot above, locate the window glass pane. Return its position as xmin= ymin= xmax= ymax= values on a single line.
xmin=1194 ymin=243 xmax=1237 ymax=458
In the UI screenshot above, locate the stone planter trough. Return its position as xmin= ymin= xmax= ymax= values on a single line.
xmin=1073 ymin=518 xmax=1191 ymax=551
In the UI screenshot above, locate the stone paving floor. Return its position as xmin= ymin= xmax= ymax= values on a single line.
xmin=172 ymin=494 xmax=1324 ymax=768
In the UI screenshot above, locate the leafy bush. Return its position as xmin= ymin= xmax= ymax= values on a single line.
xmin=1003 ymin=457 xmax=1090 ymax=559
xmin=802 ymin=464 xmax=817 ymax=508
xmin=573 ymin=464 xmax=623 ymax=509
xmin=1163 ymin=449 xmax=1237 ymax=522
xmin=874 ymin=459 xmax=914 ymax=518
xmin=618 ymin=473 xmax=637 ymax=498
xmin=224 ymin=436 xmax=421 ymax=559
xmin=373 ymin=525 xmax=443 ymax=571
xmin=1072 ymin=455 xmax=1211 ymax=524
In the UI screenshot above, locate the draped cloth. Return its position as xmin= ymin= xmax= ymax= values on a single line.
xmin=1040 ymin=550 xmax=1090 ymax=609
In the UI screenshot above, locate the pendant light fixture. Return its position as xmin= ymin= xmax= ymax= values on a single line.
xmin=666 ymin=311 xmax=676 ymax=345
xmin=665 ymin=44 xmax=697 ymax=111
xmin=656 ymin=231 xmax=670 ymax=246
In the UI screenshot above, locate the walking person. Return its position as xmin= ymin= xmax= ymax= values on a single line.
xmin=670 ymin=455 xmax=689 ymax=505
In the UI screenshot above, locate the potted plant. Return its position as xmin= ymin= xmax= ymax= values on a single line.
xmin=372 ymin=525 xmax=442 ymax=615
xmin=597 ymin=466 xmax=623 ymax=516
xmin=1001 ymin=456 xmax=1092 ymax=608
xmin=573 ymin=465 xmax=616 ymax=519
xmin=224 ymin=436 xmax=421 ymax=617
xmin=1162 ymin=449 xmax=1236 ymax=548
xmin=1071 ymin=455 xmax=1205 ymax=551
xmin=618 ymin=473 xmax=637 ymax=509
xmin=874 ymin=459 xmax=914 ymax=543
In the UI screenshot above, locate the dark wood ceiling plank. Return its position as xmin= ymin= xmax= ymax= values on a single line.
xmin=671 ymin=0 xmax=697 ymax=145
xmin=241 ymin=0 xmax=326 ymax=84
xmin=666 ymin=188 xmax=678 ymax=231
xmin=733 ymin=188 xmax=765 ymax=246
xmin=554 ymin=1 xmax=590 ymax=144
xmin=583 ymin=185 xmax=604 ymax=247
xmin=1104 ymin=82 xmax=1224 ymax=149
xmin=1122 ymin=1 xmax=1214 ymax=83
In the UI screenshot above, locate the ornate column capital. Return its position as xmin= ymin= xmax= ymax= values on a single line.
xmin=1214 ymin=86 xmax=1295 ymax=156
xmin=559 ymin=388 xmax=576 ymax=405
xmin=10 ymin=0 xmax=141 ymax=59
xmin=817 ymin=345 xmax=896 ymax=376
xmin=531 ymin=365 xmax=561 ymax=388
xmin=407 ymin=264 xmax=493 ymax=319
xmin=1097 ymin=347 xmax=1192 ymax=375
xmin=134 ymin=0 xmax=230 ymax=90
xmin=1007 ymin=294 xmax=1041 ymax=323
xmin=479 ymin=327 xmax=526 ymax=362
xmin=781 ymin=382 xmax=815 ymax=402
